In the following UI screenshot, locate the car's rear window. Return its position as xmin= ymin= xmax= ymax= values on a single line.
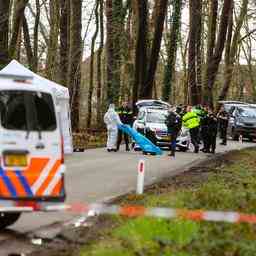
xmin=0 ymin=90 xmax=57 ymax=131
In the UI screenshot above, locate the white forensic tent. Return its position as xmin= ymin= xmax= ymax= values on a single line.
xmin=0 ymin=60 xmax=73 ymax=154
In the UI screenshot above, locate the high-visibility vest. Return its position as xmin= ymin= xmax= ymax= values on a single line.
xmin=182 ymin=111 xmax=200 ymax=129
xmin=193 ymin=108 xmax=203 ymax=119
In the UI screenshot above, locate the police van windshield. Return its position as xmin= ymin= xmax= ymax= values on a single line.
xmin=0 ymin=90 xmax=57 ymax=131
xmin=146 ymin=111 xmax=167 ymax=123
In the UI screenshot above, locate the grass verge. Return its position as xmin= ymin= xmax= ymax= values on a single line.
xmin=80 ymin=148 xmax=256 ymax=256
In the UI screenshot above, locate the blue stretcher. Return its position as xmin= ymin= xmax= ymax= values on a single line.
xmin=118 ymin=124 xmax=163 ymax=155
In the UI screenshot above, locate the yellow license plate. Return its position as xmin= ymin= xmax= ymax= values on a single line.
xmin=162 ymin=136 xmax=171 ymax=141
xmin=4 ymin=154 xmax=27 ymax=167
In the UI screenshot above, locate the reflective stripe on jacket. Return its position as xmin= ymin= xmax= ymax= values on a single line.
xmin=193 ymin=108 xmax=206 ymax=120
xmin=182 ymin=111 xmax=200 ymax=129
xmin=116 ymin=107 xmax=133 ymax=125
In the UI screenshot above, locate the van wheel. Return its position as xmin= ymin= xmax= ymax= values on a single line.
xmin=179 ymin=147 xmax=188 ymax=152
xmin=0 ymin=212 xmax=21 ymax=230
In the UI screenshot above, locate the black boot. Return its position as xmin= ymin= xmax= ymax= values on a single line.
xmin=168 ymin=151 xmax=175 ymax=157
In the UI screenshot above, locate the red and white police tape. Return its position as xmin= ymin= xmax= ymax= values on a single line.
xmin=1 ymin=201 xmax=256 ymax=224
xmin=43 ymin=203 xmax=256 ymax=224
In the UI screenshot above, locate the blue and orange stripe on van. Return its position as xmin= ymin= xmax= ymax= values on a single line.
xmin=0 ymin=167 xmax=17 ymax=197
xmin=0 ymin=158 xmax=64 ymax=198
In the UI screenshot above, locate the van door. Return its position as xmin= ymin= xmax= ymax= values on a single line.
xmin=0 ymin=90 xmax=65 ymax=201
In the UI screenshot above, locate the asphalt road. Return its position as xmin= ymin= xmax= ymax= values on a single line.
xmin=9 ymin=140 xmax=255 ymax=233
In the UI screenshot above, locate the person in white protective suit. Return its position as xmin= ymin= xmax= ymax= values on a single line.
xmin=104 ymin=104 xmax=123 ymax=152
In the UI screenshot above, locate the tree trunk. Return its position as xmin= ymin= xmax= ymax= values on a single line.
xmin=69 ymin=0 xmax=82 ymax=131
xmin=27 ymin=2 xmax=48 ymax=46
xmin=162 ymin=0 xmax=182 ymax=102
xmin=180 ymin=34 xmax=189 ymax=104
xmin=135 ymin=0 xmax=148 ymax=100
xmin=203 ymin=0 xmax=233 ymax=108
xmin=132 ymin=0 xmax=140 ymax=108
xmin=112 ymin=0 xmax=124 ymax=102
xmin=87 ymin=0 xmax=99 ymax=128
xmin=0 ymin=0 xmax=10 ymax=68
xmin=188 ymin=0 xmax=198 ymax=105
xmin=23 ymin=14 xmax=34 ymax=69
xmin=218 ymin=0 xmax=248 ymax=102
xmin=195 ymin=0 xmax=202 ymax=103
xmin=96 ymin=0 xmax=104 ymax=126
xmin=60 ymin=0 xmax=69 ymax=86
xmin=105 ymin=0 xmax=124 ymax=104
xmin=46 ymin=0 xmax=60 ymax=81
xmin=9 ymin=0 xmax=28 ymax=59
xmin=142 ymin=0 xmax=168 ymax=99
xmin=218 ymin=1 xmax=233 ymax=104
xmin=32 ymin=0 xmax=40 ymax=72
xmin=106 ymin=0 xmax=115 ymax=104
xmin=204 ymin=0 xmax=218 ymax=91
xmin=241 ymin=26 xmax=256 ymax=101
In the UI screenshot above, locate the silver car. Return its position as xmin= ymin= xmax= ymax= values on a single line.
xmin=133 ymin=106 xmax=190 ymax=152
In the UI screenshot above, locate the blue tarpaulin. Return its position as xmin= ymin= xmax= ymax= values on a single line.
xmin=118 ymin=124 xmax=163 ymax=155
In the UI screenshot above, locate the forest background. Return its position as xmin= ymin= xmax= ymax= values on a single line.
xmin=0 ymin=0 xmax=255 ymax=131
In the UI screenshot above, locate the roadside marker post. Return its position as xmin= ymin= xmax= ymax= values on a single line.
xmin=136 ymin=159 xmax=145 ymax=195
xmin=239 ymin=134 xmax=243 ymax=144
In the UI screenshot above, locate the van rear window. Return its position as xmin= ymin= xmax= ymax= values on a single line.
xmin=0 ymin=90 xmax=57 ymax=131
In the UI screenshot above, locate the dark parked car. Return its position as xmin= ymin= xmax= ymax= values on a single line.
xmin=227 ymin=106 xmax=256 ymax=141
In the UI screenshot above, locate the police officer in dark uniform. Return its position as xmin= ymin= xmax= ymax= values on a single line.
xmin=165 ymin=108 xmax=182 ymax=157
xmin=116 ymin=102 xmax=133 ymax=151
xmin=217 ymin=106 xmax=229 ymax=145
xmin=200 ymin=106 xmax=209 ymax=152
xmin=205 ymin=109 xmax=218 ymax=154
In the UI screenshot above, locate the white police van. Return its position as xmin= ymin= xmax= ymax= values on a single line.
xmin=0 ymin=73 xmax=66 ymax=229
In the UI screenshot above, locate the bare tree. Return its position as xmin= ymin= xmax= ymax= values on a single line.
xmin=203 ymin=0 xmax=218 ymax=100
xmin=162 ymin=0 xmax=182 ymax=102
xmin=33 ymin=0 xmax=40 ymax=72
xmin=188 ymin=0 xmax=199 ymax=105
xmin=241 ymin=15 xmax=256 ymax=101
xmin=9 ymin=0 xmax=28 ymax=59
xmin=23 ymin=14 xmax=34 ymax=69
xmin=195 ymin=0 xmax=203 ymax=102
xmin=134 ymin=0 xmax=148 ymax=103
xmin=141 ymin=0 xmax=168 ymax=99
xmin=87 ymin=0 xmax=99 ymax=128
xmin=219 ymin=0 xmax=249 ymax=102
xmin=106 ymin=0 xmax=115 ymax=104
xmin=0 ymin=0 xmax=10 ymax=67
xmin=46 ymin=0 xmax=60 ymax=81
xmin=69 ymin=0 xmax=82 ymax=131
xmin=203 ymin=0 xmax=233 ymax=107
xmin=96 ymin=0 xmax=104 ymax=125
xmin=59 ymin=0 xmax=70 ymax=86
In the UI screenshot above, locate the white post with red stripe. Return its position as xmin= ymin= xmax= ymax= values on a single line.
xmin=239 ymin=134 xmax=243 ymax=144
xmin=136 ymin=159 xmax=145 ymax=195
